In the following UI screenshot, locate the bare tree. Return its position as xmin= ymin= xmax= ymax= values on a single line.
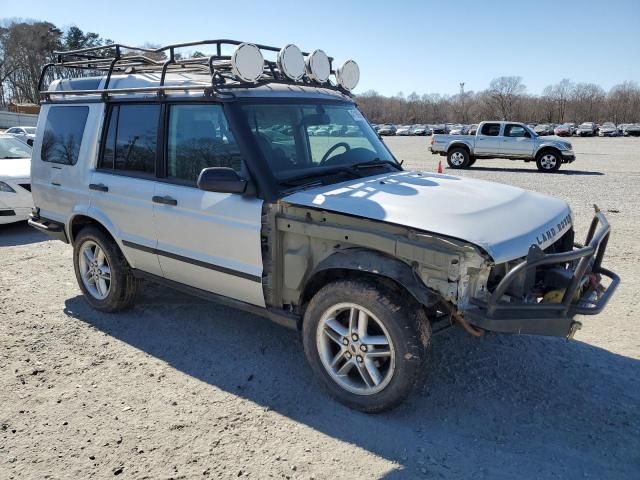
xmin=486 ymin=76 xmax=526 ymax=120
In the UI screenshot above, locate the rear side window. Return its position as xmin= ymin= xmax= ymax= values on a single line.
xmin=99 ymin=104 xmax=160 ymax=175
xmin=480 ymin=123 xmax=501 ymax=136
xmin=166 ymin=104 xmax=242 ymax=183
xmin=41 ymin=106 xmax=89 ymax=165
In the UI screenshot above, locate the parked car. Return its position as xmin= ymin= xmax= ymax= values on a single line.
xmin=410 ymin=125 xmax=429 ymax=136
xmin=5 ymin=126 xmax=36 ymax=146
xmin=468 ymin=124 xmax=479 ymax=135
xmin=430 ymin=124 xmax=447 ymax=134
xmin=598 ymin=122 xmax=619 ymax=137
xmin=575 ymin=122 xmax=597 ymax=136
xmin=430 ymin=121 xmax=575 ymax=172
xmin=534 ymin=124 xmax=554 ymax=136
xmin=395 ymin=125 xmax=413 ymax=136
xmin=554 ymin=124 xmax=573 ymax=137
xmin=29 ymin=40 xmax=619 ymax=413
xmin=0 ymin=134 xmax=33 ymax=224
xmin=623 ymin=124 xmax=640 ymax=137
xmin=377 ymin=124 xmax=396 ymax=136
xmin=448 ymin=124 xmax=468 ymax=135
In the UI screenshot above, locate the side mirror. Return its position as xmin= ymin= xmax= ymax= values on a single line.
xmin=197 ymin=167 xmax=247 ymax=194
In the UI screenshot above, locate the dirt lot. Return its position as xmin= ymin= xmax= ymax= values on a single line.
xmin=1 ymin=137 xmax=639 ymax=479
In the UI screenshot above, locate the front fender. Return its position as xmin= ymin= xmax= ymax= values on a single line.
xmin=304 ymin=248 xmax=439 ymax=308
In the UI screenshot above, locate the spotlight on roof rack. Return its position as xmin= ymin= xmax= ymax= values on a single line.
xmin=277 ymin=44 xmax=305 ymax=81
xmin=306 ymin=49 xmax=330 ymax=83
xmin=336 ymin=60 xmax=360 ymax=91
xmin=231 ymin=43 xmax=264 ymax=83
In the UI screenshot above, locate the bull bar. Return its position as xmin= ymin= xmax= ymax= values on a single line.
xmin=464 ymin=206 xmax=619 ymax=338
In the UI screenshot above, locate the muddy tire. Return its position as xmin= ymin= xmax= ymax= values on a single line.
xmin=73 ymin=226 xmax=141 ymax=312
xmin=447 ymin=148 xmax=470 ymax=168
xmin=536 ymin=150 xmax=562 ymax=172
xmin=302 ymin=279 xmax=430 ymax=413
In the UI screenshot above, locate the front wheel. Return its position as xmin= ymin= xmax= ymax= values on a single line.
xmin=447 ymin=148 xmax=470 ymax=168
xmin=536 ymin=150 xmax=561 ymax=172
xmin=302 ymin=279 xmax=430 ymax=413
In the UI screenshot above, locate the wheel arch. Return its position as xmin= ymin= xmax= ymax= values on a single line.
xmin=447 ymin=142 xmax=471 ymax=155
xmin=299 ymin=248 xmax=439 ymax=316
xmin=535 ymin=146 xmax=562 ymax=160
xmin=68 ymin=213 xmax=118 ymax=246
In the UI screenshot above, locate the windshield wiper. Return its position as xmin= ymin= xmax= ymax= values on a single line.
xmin=1 ymin=156 xmax=29 ymax=159
xmin=350 ymin=158 xmax=401 ymax=170
xmin=279 ymin=166 xmax=361 ymax=188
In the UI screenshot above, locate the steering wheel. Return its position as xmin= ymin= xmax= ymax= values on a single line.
xmin=320 ymin=142 xmax=351 ymax=165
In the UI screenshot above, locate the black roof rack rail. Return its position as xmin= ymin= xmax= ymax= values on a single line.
xmin=39 ymin=39 xmax=351 ymax=102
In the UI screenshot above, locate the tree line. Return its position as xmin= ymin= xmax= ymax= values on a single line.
xmin=357 ymin=76 xmax=640 ymax=125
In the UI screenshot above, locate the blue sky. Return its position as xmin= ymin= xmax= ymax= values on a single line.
xmin=3 ymin=0 xmax=639 ymax=96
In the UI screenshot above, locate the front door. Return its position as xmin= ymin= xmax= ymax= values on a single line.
xmin=474 ymin=122 xmax=503 ymax=156
xmin=152 ymin=103 xmax=265 ymax=306
xmin=501 ymin=124 xmax=536 ymax=158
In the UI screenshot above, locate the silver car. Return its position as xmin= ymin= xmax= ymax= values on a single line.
xmin=29 ymin=39 xmax=619 ymax=413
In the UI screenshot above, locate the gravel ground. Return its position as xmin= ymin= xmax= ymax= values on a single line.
xmin=1 ymin=137 xmax=639 ymax=479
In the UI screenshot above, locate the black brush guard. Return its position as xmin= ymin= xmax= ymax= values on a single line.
xmin=464 ymin=207 xmax=619 ymax=338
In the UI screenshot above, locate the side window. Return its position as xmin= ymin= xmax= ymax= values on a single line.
xmin=41 ymin=106 xmax=89 ymax=165
xmin=99 ymin=104 xmax=159 ymax=175
xmin=480 ymin=123 xmax=501 ymax=136
xmin=166 ymin=104 xmax=242 ymax=183
xmin=504 ymin=124 xmax=527 ymax=137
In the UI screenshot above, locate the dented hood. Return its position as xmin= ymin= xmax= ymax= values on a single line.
xmin=282 ymin=171 xmax=573 ymax=263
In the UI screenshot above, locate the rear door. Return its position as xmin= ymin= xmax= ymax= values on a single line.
xmin=501 ymin=124 xmax=536 ymax=158
xmin=474 ymin=122 xmax=503 ymax=156
xmin=88 ymin=103 xmax=163 ymax=276
xmin=152 ymin=103 xmax=265 ymax=306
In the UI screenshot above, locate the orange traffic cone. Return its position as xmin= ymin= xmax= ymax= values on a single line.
xmin=437 ymin=160 xmax=443 ymax=174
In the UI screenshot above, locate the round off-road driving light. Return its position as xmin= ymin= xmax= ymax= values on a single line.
xmin=336 ymin=60 xmax=360 ymax=91
xmin=231 ymin=43 xmax=264 ymax=83
xmin=277 ymin=44 xmax=305 ymax=81
xmin=306 ymin=49 xmax=331 ymax=83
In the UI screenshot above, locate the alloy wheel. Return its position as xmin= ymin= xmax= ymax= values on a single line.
xmin=316 ymin=302 xmax=395 ymax=395
xmin=78 ymin=240 xmax=112 ymax=300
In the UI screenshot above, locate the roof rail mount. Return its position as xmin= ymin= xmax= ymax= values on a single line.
xmin=39 ymin=39 xmax=352 ymax=101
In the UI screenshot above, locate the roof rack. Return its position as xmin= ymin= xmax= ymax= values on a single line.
xmin=39 ymin=39 xmax=352 ymax=102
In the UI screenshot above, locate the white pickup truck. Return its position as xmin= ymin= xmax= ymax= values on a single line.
xmin=429 ymin=121 xmax=576 ymax=172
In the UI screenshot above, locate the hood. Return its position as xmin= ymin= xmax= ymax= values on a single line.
xmin=0 ymin=158 xmax=31 ymax=180
xmin=283 ymin=171 xmax=572 ymax=264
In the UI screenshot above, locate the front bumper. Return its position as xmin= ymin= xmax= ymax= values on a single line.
xmin=561 ymin=150 xmax=576 ymax=162
xmin=464 ymin=208 xmax=619 ymax=338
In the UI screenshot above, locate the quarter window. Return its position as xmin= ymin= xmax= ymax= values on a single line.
xmin=480 ymin=123 xmax=501 ymax=136
xmin=41 ymin=106 xmax=89 ymax=165
xmin=166 ymin=104 xmax=242 ymax=183
xmin=99 ymin=104 xmax=159 ymax=174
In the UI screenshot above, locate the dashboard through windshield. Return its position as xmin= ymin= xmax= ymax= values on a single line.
xmin=239 ymin=103 xmax=398 ymax=184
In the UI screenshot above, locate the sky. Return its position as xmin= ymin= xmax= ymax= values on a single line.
xmin=2 ymin=0 xmax=639 ymax=96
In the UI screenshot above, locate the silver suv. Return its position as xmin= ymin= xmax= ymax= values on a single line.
xmin=29 ymin=40 xmax=619 ymax=412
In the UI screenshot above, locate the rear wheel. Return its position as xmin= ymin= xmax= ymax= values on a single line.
xmin=467 ymin=157 xmax=477 ymax=167
xmin=73 ymin=226 xmax=141 ymax=312
xmin=536 ymin=150 xmax=561 ymax=172
xmin=302 ymin=279 xmax=430 ymax=413
xmin=447 ymin=148 xmax=470 ymax=168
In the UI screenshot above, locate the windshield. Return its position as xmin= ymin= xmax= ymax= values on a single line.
xmin=23 ymin=127 xmax=36 ymax=134
xmin=579 ymin=123 xmax=592 ymax=128
xmin=0 ymin=136 xmax=32 ymax=159
xmin=240 ymin=103 xmax=398 ymax=184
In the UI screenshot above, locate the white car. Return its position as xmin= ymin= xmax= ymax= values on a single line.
xmin=5 ymin=126 xmax=36 ymax=146
xmin=395 ymin=125 xmax=412 ymax=135
xmin=0 ymin=134 xmax=33 ymax=224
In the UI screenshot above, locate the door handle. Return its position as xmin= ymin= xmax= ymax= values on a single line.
xmin=152 ymin=195 xmax=178 ymax=206
xmin=89 ymin=183 xmax=109 ymax=192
